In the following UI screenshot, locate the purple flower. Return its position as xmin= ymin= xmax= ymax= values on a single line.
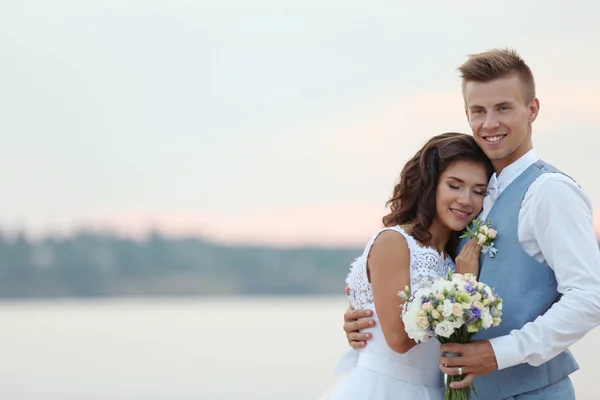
xmin=464 ymin=283 xmax=477 ymax=295
xmin=466 ymin=307 xmax=481 ymax=324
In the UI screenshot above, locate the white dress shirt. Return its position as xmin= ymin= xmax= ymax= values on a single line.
xmin=478 ymin=149 xmax=600 ymax=370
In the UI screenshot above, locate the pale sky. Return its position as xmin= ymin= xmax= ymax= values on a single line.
xmin=1 ymin=0 xmax=599 ymax=246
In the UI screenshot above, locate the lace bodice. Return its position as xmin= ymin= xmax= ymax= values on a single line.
xmin=332 ymin=225 xmax=450 ymax=385
xmin=346 ymin=225 xmax=455 ymax=310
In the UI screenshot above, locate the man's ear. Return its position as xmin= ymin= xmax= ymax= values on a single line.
xmin=529 ymin=98 xmax=540 ymax=123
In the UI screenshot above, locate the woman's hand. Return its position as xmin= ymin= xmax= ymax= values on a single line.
xmin=455 ymin=238 xmax=481 ymax=278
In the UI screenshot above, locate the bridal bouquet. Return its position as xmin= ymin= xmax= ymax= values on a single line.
xmin=399 ymin=271 xmax=503 ymax=400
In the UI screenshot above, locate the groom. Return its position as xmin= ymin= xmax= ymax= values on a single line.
xmin=342 ymin=49 xmax=600 ymax=399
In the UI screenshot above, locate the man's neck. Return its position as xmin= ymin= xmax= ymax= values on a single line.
xmin=492 ymin=146 xmax=535 ymax=176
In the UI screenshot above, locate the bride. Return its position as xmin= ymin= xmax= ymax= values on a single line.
xmin=322 ymin=132 xmax=492 ymax=399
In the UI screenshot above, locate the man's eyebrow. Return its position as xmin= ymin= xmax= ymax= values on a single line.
xmin=469 ymin=101 xmax=515 ymax=109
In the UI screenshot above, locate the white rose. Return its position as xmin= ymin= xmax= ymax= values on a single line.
xmin=434 ymin=320 xmax=455 ymax=338
xmin=442 ymin=299 xmax=454 ymax=318
xmin=434 ymin=280 xmax=454 ymax=293
xmin=471 ymin=292 xmax=482 ymax=302
xmin=448 ymin=318 xmax=464 ymax=330
xmin=451 ymin=274 xmax=464 ymax=284
xmin=481 ymin=308 xmax=493 ymax=329
xmin=452 ymin=278 xmax=466 ymax=288
xmin=415 ymin=287 xmax=432 ymax=298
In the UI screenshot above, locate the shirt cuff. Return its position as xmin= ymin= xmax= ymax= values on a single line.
xmin=488 ymin=334 xmax=523 ymax=370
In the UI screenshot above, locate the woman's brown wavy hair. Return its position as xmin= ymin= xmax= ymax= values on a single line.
xmin=382 ymin=132 xmax=493 ymax=258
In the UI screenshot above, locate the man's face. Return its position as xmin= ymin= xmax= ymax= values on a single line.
xmin=464 ymin=74 xmax=539 ymax=173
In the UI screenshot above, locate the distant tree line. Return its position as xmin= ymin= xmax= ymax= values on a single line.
xmin=0 ymin=231 xmax=361 ymax=298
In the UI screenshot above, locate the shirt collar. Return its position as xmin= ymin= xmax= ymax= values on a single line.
xmin=487 ymin=149 xmax=539 ymax=198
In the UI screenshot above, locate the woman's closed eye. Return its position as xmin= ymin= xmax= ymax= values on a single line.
xmin=448 ymin=182 xmax=486 ymax=195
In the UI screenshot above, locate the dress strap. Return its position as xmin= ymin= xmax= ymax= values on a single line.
xmin=362 ymin=225 xmax=417 ymax=259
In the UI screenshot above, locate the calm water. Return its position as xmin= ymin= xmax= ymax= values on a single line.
xmin=0 ymin=297 xmax=597 ymax=399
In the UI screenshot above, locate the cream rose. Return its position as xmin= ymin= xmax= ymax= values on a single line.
xmin=452 ymin=303 xmax=464 ymax=317
xmin=417 ymin=316 xmax=429 ymax=329
xmin=477 ymin=233 xmax=487 ymax=245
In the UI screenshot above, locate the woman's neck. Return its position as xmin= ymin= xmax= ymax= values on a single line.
xmin=402 ymin=220 xmax=451 ymax=254
xmin=426 ymin=219 xmax=452 ymax=254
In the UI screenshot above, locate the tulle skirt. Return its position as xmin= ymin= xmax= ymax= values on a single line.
xmin=318 ymin=351 xmax=444 ymax=400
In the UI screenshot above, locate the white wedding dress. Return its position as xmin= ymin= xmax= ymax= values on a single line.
xmin=321 ymin=225 xmax=455 ymax=400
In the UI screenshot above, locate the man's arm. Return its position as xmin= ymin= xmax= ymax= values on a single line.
xmin=440 ymin=174 xmax=600 ymax=388
xmin=488 ymin=175 xmax=600 ymax=369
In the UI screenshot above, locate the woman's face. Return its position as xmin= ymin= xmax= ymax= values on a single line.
xmin=435 ymin=160 xmax=489 ymax=232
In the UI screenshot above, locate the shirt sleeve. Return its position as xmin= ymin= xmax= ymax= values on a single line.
xmin=489 ymin=174 xmax=600 ymax=370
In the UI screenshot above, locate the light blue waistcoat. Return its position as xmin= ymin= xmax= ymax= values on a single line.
xmin=457 ymin=160 xmax=579 ymax=399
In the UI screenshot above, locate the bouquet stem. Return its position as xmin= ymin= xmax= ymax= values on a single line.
xmin=439 ymin=327 xmax=477 ymax=400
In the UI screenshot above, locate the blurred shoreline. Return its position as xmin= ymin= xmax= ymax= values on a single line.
xmin=0 ymin=230 xmax=360 ymax=298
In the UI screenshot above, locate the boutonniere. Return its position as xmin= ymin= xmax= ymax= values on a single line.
xmin=460 ymin=219 xmax=498 ymax=257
